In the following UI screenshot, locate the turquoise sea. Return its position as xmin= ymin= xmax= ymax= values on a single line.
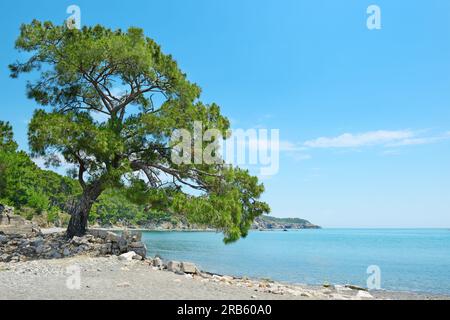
xmin=142 ymin=229 xmax=450 ymax=295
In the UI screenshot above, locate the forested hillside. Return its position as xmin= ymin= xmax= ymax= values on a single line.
xmin=0 ymin=121 xmax=176 ymax=228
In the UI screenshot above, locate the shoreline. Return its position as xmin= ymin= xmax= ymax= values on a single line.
xmin=0 ymin=255 xmax=448 ymax=300
xmin=2 ymin=229 xmax=448 ymax=300
xmin=33 ymin=228 xmax=450 ymax=300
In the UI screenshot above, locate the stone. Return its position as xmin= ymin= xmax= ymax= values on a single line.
xmin=63 ymin=248 xmax=71 ymax=257
xmin=30 ymin=237 xmax=44 ymax=247
xmin=71 ymin=236 xmax=85 ymax=245
xmin=118 ymin=238 xmax=129 ymax=253
xmin=129 ymin=231 xmax=142 ymax=242
xmin=167 ymin=260 xmax=182 ymax=273
xmin=99 ymin=243 xmax=112 ymax=255
xmin=356 ymin=290 xmax=374 ymax=299
xmin=335 ymin=285 xmax=353 ymax=292
xmin=345 ymin=284 xmax=368 ymax=291
xmin=181 ymin=262 xmax=198 ymax=274
xmin=51 ymin=250 xmax=62 ymax=259
xmin=0 ymin=254 xmax=10 ymax=262
xmin=118 ymin=251 xmax=137 ymax=261
xmin=129 ymin=241 xmax=145 ymax=248
xmin=152 ymin=257 xmax=163 ymax=268
xmin=88 ymin=229 xmax=108 ymax=239
xmin=106 ymin=231 xmax=121 ymax=242
xmin=132 ymin=254 xmax=143 ymax=260
xmin=129 ymin=242 xmax=147 ymax=258
xmin=221 ymin=275 xmax=234 ymax=282
xmin=0 ymin=235 xmax=7 ymax=244
xmin=0 ymin=210 xmax=38 ymax=235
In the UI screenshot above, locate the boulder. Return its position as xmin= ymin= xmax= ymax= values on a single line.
xmin=181 ymin=262 xmax=198 ymax=274
xmin=128 ymin=241 xmax=147 ymax=258
xmin=129 ymin=230 xmax=142 ymax=242
xmin=0 ymin=210 xmax=39 ymax=235
xmin=63 ymin=248 xmax=71 ymax=257
xmin=118 ymin=238 xmax=129 ymax=253
xmin=30 ymin=237 xmax=44 ymax=247
xmin=167 ymin=260 xmax=182 ymax=273
xmin=71 ymin=236 xmax=89 ymax=246
xmin=118 ymin=251 xmax=137 ymax=261
xmin=88 ymin=229 xmax=109 ymax=239
xmin=99 ymin=243 xmax=112 ymax=255
xmin=0 ymin=235 xmax=7 ymax=244
xmin=35 ymin=245 xmax=45 ymax=255
xmin=129 ymin=241 xmax=145 ymax=249
xmin=106 ymin=231 xmax=121 ymax=242
xmin=345 ymin=284 xmax=368 ymax=291
xmin=152 ymin=257 xmax=163 ymax=268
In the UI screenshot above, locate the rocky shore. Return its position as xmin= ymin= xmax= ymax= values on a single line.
xmin=251 ymin=216 xmax=320 ymax=230
xmin=94 ymin=215 xmax=321 ymax=232
xmin=1 ymin=253 xmax=447 ymax=300
xmin=0 ymin=228 xmax=147 ymax=263
xmin=0 ymin=227 xmax=448 ymax=300
xmin=0 ymin=211 xmax=446 ymax=300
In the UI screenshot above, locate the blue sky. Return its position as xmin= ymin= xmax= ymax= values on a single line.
xmin=1 ymin=0 xmax=449 ymax=227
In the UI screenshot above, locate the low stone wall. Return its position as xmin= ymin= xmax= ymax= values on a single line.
xmin=0 ymin=209 xmax=39 ymax=235
xmin=0 ymin=229 xmax=147 ymax=263
xmin=87 ymin=229 xmax=147 ymax=258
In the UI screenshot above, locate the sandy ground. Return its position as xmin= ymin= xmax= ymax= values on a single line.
xmin=0 ymin=255 xmax=448 ymax=300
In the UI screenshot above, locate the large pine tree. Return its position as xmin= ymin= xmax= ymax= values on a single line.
xmin=10 ymin=21 xmax=270 ymax=242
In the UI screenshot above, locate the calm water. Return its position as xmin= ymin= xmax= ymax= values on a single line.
xmin=142 ymin=229 xmax=450 ymax=294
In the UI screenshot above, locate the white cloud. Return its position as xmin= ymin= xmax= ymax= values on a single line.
xmin=304 ymin=130 xmax=415 ymax=148
xmin=386 ymin=136 xmax=446 ymax=147
xmin=290 ymin=153 xmax=312 ymax=161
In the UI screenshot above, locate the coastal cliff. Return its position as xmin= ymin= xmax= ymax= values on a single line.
xmin=251 ymin=216 xmax=321 ymax=230
xmin=101 ymin=215 xmax=321 ymax=231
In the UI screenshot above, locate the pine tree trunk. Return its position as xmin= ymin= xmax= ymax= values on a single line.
xmin=66 ymin=182 xmax=104 ymax=238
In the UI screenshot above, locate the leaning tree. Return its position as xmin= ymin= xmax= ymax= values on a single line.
xmin=10 ymin=21 xmax=270 ymax=242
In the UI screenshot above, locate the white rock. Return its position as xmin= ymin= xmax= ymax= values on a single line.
xmin=356 ymin=290 xmax=374 ymax=299
xmin=106 ymin=232 xmax=120 ymax=242
xmin=152 ymin=257 xmax=163 ymax=268
xmin=335 ymin=285 xmax=353 ymax=292
xmin=181 ymin=262 xmax=197 ymax=274
xmin=118 ymin=251 xmax=137 ymax=261
xmin=167 ymin=260 xmax=181 ymax=273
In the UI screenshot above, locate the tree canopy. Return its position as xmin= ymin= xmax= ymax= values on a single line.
xmin=10 ymin=20 xmax=270 ymax=242
xmin=0 ymin=121 xmax=79 ymax=221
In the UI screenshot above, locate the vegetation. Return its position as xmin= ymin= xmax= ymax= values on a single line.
xmin=8 ymin=21 xmax=270 ymax=242
xmin=260 ymin=216 xmax=313 ymax=225
xmin=0 ymin=121 xmax=78 ymax=224
xmin=0 ymin=121 xmax=200 ymax=228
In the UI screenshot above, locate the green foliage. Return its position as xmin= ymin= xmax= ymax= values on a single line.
xmin=26 ymin=189 xmax=50 ymax=214
xmin=0 ymin=121 xmax=18 ymax=153
xmin=0 ymin=123 xmax=80 ymax=215
xmin=10 ymin=20 xmax=270 ymax=242
xmin=261 ymin=216 xmax=311 ymax=225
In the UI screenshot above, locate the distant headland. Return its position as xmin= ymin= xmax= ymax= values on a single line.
xmin=251 ymin=216 xmax=321 ymax=230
